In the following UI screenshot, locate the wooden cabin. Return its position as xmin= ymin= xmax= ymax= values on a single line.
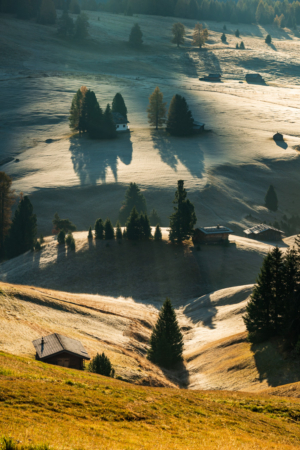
xmin=32 ymin=333 xmax=90 ymax=370
xmin=202 ymin=74 xmax=221 ymax=81
xmin=245 ymin=73 xmax=264 ymax=83
xmin=243 ymin=224 xmax=284 ymax=241
xmin=273 ymin=132 xmax=284 ymax=141
xmin=192 ymin=225 xmax=233 ymax=244
xmin=112 ymin=112 xmax=129 ymax=132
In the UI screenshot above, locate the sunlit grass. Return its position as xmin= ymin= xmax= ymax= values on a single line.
xmin=0 ymin=351 xmax=300 ymax=449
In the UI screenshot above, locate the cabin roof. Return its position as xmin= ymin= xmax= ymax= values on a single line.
xmin=243 ymin=224 xmax=284 ymax=235
xmin=112 ymin=112 xmax=129 ymax=124
xmin=198 ymin=225 xmax=233 ymax=235
xmin=32 ymin=333 xmax=90 ymax=360
xmin=246 ymin=73 xmax=262 ymax=78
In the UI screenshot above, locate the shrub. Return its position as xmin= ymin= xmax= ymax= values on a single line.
xmin=154 ymin=225 xmax=162 ymax=241
xmin=89 ymin=352 xmax=115 ymax=377
xmin=88 ymin=226 xmax=93 ymax=239
xmin=104 ymin=219 xmax=115 ymax=240
xmin=66 ymin=232 xmax=75 ymax=250
xmin=265 ymin=34 xmax=272 ymax=44
xmin=57 ymin=230 xmax=65 ymax=245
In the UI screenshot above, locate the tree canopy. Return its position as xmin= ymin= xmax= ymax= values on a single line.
xmin=192 ymin=23 xmax=208 ymax=48
xmin=129 ymin=23 xmax=143 ymax=47
xmin=112 ymin=93 xmax=128 ymax=120
xmin=166 ymin=94 xmax=194 ymax=137
xmin=171 ymin=22 xmax=185 ymax=47
xmin=169 ymin=180 xmax=196 ymax=243
xmin=119 ymin=182 xmax=147 ymax=225
xmin=265 ymin=184 xmax=278 ymax=211
xmin=147 ymin=87 xmax=167 ymax=130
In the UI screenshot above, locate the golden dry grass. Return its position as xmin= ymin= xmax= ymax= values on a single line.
xmin=1 ymin=352 xmax=300 ymax=449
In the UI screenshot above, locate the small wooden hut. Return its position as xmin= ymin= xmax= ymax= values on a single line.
xmin=32 ymin=333 xmax=90 ymax=370
xmin=246 ymin=73 xmax=264 ymax=83
xmin=243 ymin=224 xmax=284 ymax=241
xmin=201 ymin=74 xmax=221 ymax=82
xmin=192 ymin=225 xmax=233 ymax=244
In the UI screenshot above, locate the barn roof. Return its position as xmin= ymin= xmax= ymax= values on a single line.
xmin=243 ymin=224 xmax=284 ymax=235
xmin=198 ymin=225 xmax=233 ymax=235
xmin=32 ymin=333 xmax=90 ymax=360
xmin=112 ymin=112 xmax=129 ymax=124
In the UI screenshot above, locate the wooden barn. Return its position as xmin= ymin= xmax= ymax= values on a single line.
xmin=243 ymin=224 xmax=284 ymax=241
xmin=192 ymin=225 xmax=233 ymax=245
xmin=245 ymin=73 xmax=264 ymax=83
xmin=32 ymin=333 xmax=90 ymax=370
xmin=202 ymin=74 xmax=221 ymax=81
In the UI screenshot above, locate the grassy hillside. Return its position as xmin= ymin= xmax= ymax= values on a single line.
xmin=0 ymin=351 xmax=300 ymax=449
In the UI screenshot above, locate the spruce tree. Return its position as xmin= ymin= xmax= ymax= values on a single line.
xmin=75 ymin=12 xmax=89 ymax=39
xmin=0 ymin=172 xmax=15 ymax=259
xmin=154 ymin=224 xmax=162 ymax=241
xmin=129 ymin=23 xmax=143 ymax=47
xmin=103 ymin=104 xmax=117 ymax=139
xmin=112 ymin=93 xmax=128 ymax=121
xmin=6 ymin=195 xmax=37 ymax=259
xmin=140 ymin=213 xmax=151 ymax=239
xmin=166 ymin=94 xmax=194 ymax=137
xmin=116 ymin=221 xmax=123 ymax=240
xmin=126 ymin=207 xmax=142 ymax=240
xmin=95 ymin=218 xmax=104 ymax=239
xmin=169 ymin=180 xmax=196 ymax=243
xmin=265 ymin=34 xmax=272 ymax=44
xmin=149 ymin=209 xmax=161 ymax=226
xmin=147 ymin=87 xmax=167 ymax=130
xmin=148 ymin=298 xmax=183 ymax=369
xmin=265 ymin=184 xmax=278 ymax=211
xmin=171 ymin=22 xmax=185 ymax=47
xmin=221 ymin=32 xmax=226 ymax=43
xmin=119 ymin=182 xmax=147 ymax=224
xmin=235 ymin=29 xmax=240 ymax=37
xmin=69 ymin=88 xmax=84 ymax=132
xmin=104 ymin=218 xmax=115 ymax=240
xmin=89 ymin=352 xmax=115 ymax=377
xmin=88 ymin=226 xmax=93 ymax=239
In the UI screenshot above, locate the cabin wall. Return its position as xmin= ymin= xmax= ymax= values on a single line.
xmin=40 ymin=352 xmax=84 ymax=370
xmin=256 ymin=230 xmax=282 ymax=241
xmin=193 ymin=231 xmax=229 ymax=244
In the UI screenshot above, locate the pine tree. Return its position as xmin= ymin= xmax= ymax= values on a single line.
xmin=103 ymin=104 xmax=117 ymax=139
xmin=148 ymin=298 xmax=183 ymax=369
xmin=0 ymin=172 xmax=15 ymax=258
xmin=69 ymin=88 xmax=85 ymax=132
xmin=95 ymin=218 xmax=104 ymax=239
xmin=171 ymin=22 xmax=185 ymax=47
xmin=192 ymin=23 xmax=209 ymax=48
xmin=75 ymin=12 xmax=89 ymax=39
xmin=116 ymin=221 xmax=123 ymax=240
xmin=88 ymin=226 xmax=93 ymax=239
xmin=37 ymin=0 xmax=57 ymax=24
xmin=140 ymin=213 xmax=152 ymax=239
xmin=52 ymin=213 xmax=76 ymax=233
xmin=154 ymin=224 xmax=162 ymax=241
xmin=169 ymin=180 xmax=196 ymax=243
xmin=126 ymin=207 xmax=142 ymax=240
xmin=89 ymin=352 xmax=115 ymax=377
xmin=119 ymin=182 xmax=147 ymax=225
xmin=112 ymin=93 xmax=128 ymax=121
xmin=6 ymin=195 xmax=37 ymax=259
xmin=221 ymin=32 xmax=226 ymax=42
xmin=104 ymin=218 xmax=115 ymax=240
xmin=147 ymin=87 xmax=167 ymax=130
xmin=57 ymin=229 xmax=66 ymax=244
xmin=265 ymin=184 xmax=278 ymax=211
xmin=129 ymin=23 xmax=143 ymax=47
xmin=149 ymin=209 xmax=161 ymax=226
xmin=166 ymin=94 xmax=194 ymax=137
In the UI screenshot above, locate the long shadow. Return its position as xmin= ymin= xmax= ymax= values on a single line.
xmin=161 ymin=362 xmax=190 ymax=388
xmin=151 ymin=130 xmax=205 ymax=179
xmin=198 ymin=49 xmax=222 ymax=77
xmin=69 ymin=133 xmax=133 ymax=185
xmin=274 ymin=140 xmax=288 ymax=150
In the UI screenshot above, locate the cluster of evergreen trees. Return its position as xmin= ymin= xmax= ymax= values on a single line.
xmin=58 ymin=10 xmax=89 ymax=38
xmin=244 ymin=245 xmax=300 ymax=350
xmin=148 ymin=88 xmax=195 ymax=136
xmin=69 ymin=88 xmax=128 ymax=139
xmin=0 ymin=0 xmax=57 ymax=24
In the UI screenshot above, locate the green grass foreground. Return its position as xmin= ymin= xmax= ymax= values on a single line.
xmin=0 ymin=352 xmax=300 ymax=449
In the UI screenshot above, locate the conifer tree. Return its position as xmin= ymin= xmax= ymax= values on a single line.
xmin=57 ymin=9 xmax=74 ymax=36
xmin=221 ymin=32 xmax=226 ymax=42
xmin=265 ymin=34 xmax=272 ymax=44
xmin=192 ymin=23 xmax=208 ymax=48
xmin=89 ymin=352 xmax=115 ymax=377
xmin=126 ymin=207 xmax=142 ymax=240
xmin=240 ymin=41 xmax=245 ymax=49
xmin=119 ymin=182 xmax=147 ymax=224
xmin=69 ymin=88 xmax=85 ymax=132
xmin=154 ymin=224 xmax=162 ymax=241
xmin=166 ymin=94 xmax=194 ymax=137
xmin=66 ymin=231 xmax=75 ymax=250
xmin=112 ymin=93 xmax=128 ymax=121
xmin=140 ymin=213 xmax=152 ymax=239
xmin=95 ymin=218 xmax=104 ymax=239
xmin=75 ymin=12 xmax=89 ymax=39
xmin=129 ymin=23 xmax=143 ymax=47
xmin=52 ymin=213 xmax=77 ymax=233
xmin=116 ymin=221 xmax=123 ymax=240
xmin=265 ymin=184 xmax=278 ymax=211
xmin=147 ymin=87 xmax=167 ymax=130
xmin=104 ymin=218 xmax=115 ymax=240
xmin=148 ymin=298 xmax=183 ymax=369
xmin=6 ymin=195 xmax=37 ymax=259
xmin=88 ymin=226 xmax=93 ymax=239
xmin=171 ymin=22 xmax=185 ymax=47
xmin=69 ymin=0 xmax=80 ymax=13
xmin=149 ymin=209 xmax=161 ymax=226
xmin=0 ymin=172 xmax=15 ymax=258
xmin=235 ymin=29 xmax=240 ymax=37
xmin=57 ymin=229 xmax=66 ymax=244
xmin=38 ymin=0 xmax=57 ymax=24
xmin=103 ymin=104 xmax=117 ymax=139
xmin=169 ymin=180 xmax=196 ymax=243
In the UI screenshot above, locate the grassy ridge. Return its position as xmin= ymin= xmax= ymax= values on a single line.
xmin=0 ymin=353 xmax=300 ymax=449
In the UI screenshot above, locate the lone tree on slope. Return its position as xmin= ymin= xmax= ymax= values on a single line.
xmin=148 ymin=298 xmax=184 ymax=369
xmin=0 ymin=172 xmax=15 ymax=259
xmin=265 ymin=34 xmax=272 ymax=44
xmin=89 ymin=352 xmax=115 ymax=377
xmin=129 ymin=23 xmax=143 ymax=47
xmin=169 ymin=180 xmax=196 ymax=243
xmin=147 ymin=87 xmax=167 ymax=130
xmin=265 ymin=184 xmax=278 ymax=211
xmin=166 ymin=94 xmax=194 ymax=137
xmin=171 ymin=22 xmax=185 ymax=47
xmin=119 ymin=182 xmax=147 ymax=225
xmin=192 ymin=23 xmax=208 ymax=48
xmin=112 ymin=93 xmax=128 ymax=121
xmin=221 ymin=32 xmax=226 ymax=43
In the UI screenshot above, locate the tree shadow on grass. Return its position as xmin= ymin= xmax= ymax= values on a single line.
xmin=69 ymin=133 xmax=133 ymax=185
xmin=151 ymin=130 xmax=205 ymax=179
xmin=160 ymin=362 xmax=190 ymax=388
